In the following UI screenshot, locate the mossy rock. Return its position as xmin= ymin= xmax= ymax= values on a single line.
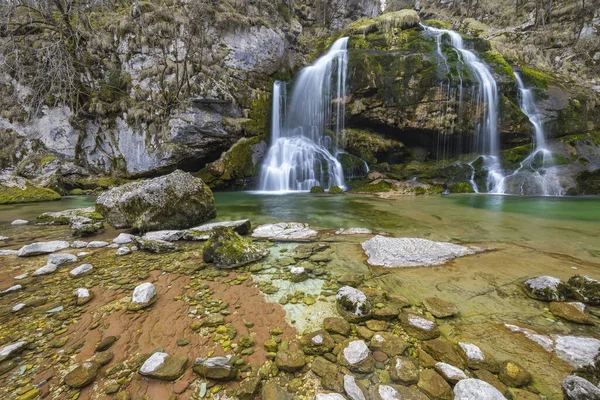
xmin=575 ymin=169 xmax=600 ymax=195
xmin=0 ymin=182 xmax=61 ymax=204
xmin=328 ymin=186 xmax=344 ymax=194
xmin=376 ymin=10 xmax=420 ymax=31
xmin=448 ymin=182 xmax=474 ymax=193
xmin=343 ymin=128 xmax=404 ymax=165
xmin=350 ymin=180 xmax=393 ymax=193
xmin=310 ymin=186 xmax=325 ymax=193
xmin=203 ymin=227 xmax=268 ymax=268
xmin=520 ymin=66 xmax=556 ymax=90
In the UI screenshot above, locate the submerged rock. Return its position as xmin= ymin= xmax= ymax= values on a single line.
xmin=139 ymin=352 xmax=187 ymax=381
xmin=423 ymin=297 xmax=459 ymax=318
xmin=435 ymin=362 xmax=468 ymax=384
xmin=193 ymin=355 xmax=237 ymax=380
xmin=418 ymin=369 xmax=453 ymax=399
xmin=522 ymin=275 xmax=570 ymax=301
xmin=568 ymin=275 xmax=600 ymax=305
xmin=183 ymin=219 xmax=251 ymax=240
xmin=335 ymin=227 xmax=373 ymax=235
xmin=458 ymin=342 xmax=498 ymax=372
xmin=323 ymin=317 xmax=351 ymax=336
xmin=550 ymin=301 xmax=593 ymax=324
xmin=553 ymin=336 xmax=600 ymax=368
xmin=203 ymin=227 xmax=267 ymax=268
xmin=252 ymin=222 xmax=318 ymax=240
xmin=36 ymin=207 xmax=103 ymax=225
xmin=48 ymin=253 xmax=78 ymax=266
xmin=0 ymin=284 xmax=23 ymax=296
xmin=142 ymin=230 xmax=184 ymax=242
xmin=344 ymin=374 xmax=367 ymax=400
xmin=32 ymin=263 xmax=58 ymax=276
xmin=128 ymin=282 xmax=157 ymax=310
xmin=562 ymin=375 xmax=600 ymax=400
xmin=372 ymin=384 xmax=429 ymax=400
xmin=131 ymin=237 xmax=176 ymax=253
xmin=261 ymin=382 xmax=292 ymax=400
xmin=300 ymin=330 xmax=335 ymax=355
xmin=370 ymin=332 xmax=409 ymax=357
xmin=338 ymin=339 xmax=374 ymax=373
xmin=116 ymin=247 xmax=131 ymax=256
xmin=362 ymin=236 xmax=475 ymax=267
xmin=390 ymin=356 xmax=420 ymax=384
xmin=290 ymin=266 xmax=308 ymax=282
xmin=399 ymin=312 xmax=440 ymax=340
xmin=96 ymin=170 xmax=216 ymax=232
xmin=11 ymin=219 xmax=29 ymax=225
xmin=454 ymin=379 xmax=507 ymax=400
xmin=336 ymin=286 xmax=372 ymax=322
xmin=17 ymin=240 xmax=70 ymax=257
xmin=498 ymin=360 xmax=531 ymax=388
xmin=64 ymin=361 xmax=101 ymax=388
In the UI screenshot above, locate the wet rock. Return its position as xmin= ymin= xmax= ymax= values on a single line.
xmin=71 ymin=240 xmax=88 ymax=248
xmin=261 ymin=382 xmax=292 ymax=400
xmin=93 ymin=350 xmax=114 ymax=366
xmin=48 ymin=253 xmax=77 ymax=266
xmin=423 ymin=339 xmax=465 ymax=368
xmin=337 ymin=274 xmax=364 ymax=287
xmin=139 ymin=352 xmax=187 ymax=381
xmin=32 ymin=263 xmax=58 ymax=276
xmin=0 ymin=284 xmax=23 ymax=296
xmin=458 ymin=342 xmax=498 ymax=372
xmin=550 ymin=301 xmax=593 ymax=324
xmin=12 ymin=303 xmax=25 ymax=312
xmin=36 ymin=207 xmax=102 ymax=225
xmin=335 ymin=228 xmax=373 ymax=235
xmin=336 ymin=286 xmax=372 ymax=322
xmin=522 ymin=276 xmax=570 ymax=301
xmin=554 ymin=335 xmax=600 ymax=368
xmin=203 ymin=227 xmax=268 ymax=268
xmin=568 ymin=275 xmax=600 ymax=305
xmin=498 ymin=360 xmax=531 ymax=388
xmin=237 ymin=376 xmax=261 ymax=400
xmin=344 ymin=374 xmax=368 ymax=400
xmin=96 ymin=170 xmax=216 ymax=231
xmin=423 ymin=297 xmax=459 ymax=318
xmin=64 ymin=361 xmax=101 ymax=388
xmin=562 ymin=375 xmax=600 ymax=399
xmin=338 ymin=339 xmax=375 ymax=373
xmin=366 ymin=320 xmax=388 ymax=331
xmin=316 ymin=394 xmax=346 ymax=400
xmin=390 ymin=356 xmax=419 ymax=384
xmin=323 ymin=317 xmax=351 ymax=336
xmin=300 ymin=330 xmax=335 ymax=355
xmin=399 ymin=312 xmax=440 ymax=340
xmin=435 ymin=362 xmax=468 ymax=384
xmin=202 ymin=314 xmax=224 ymax=327
xmin=71 ymin=217 xmax=104 ymax=237
xmin=362 ymin=236 xmax=475 ymax=267
xmin=113 ymin=233 xmax=135 ymax=244
xmin=142 ymin=230 xmax=185 ymax=242
xmin=75 ymin=288 xmax=94 ymax=305
xmin=473 ymin=369 xmax=508 ymax=395
xmin=417 ymin=369 xmax=453 ymax=400
xmin=13 ymin=273 xmax=27 ymax=279
xmin=17 ymin=240 xmax=70 ymax=257
xmin=116 ymin=247 xmax=131 ymax=256
xmin=370 ymin=332 xmax=409 ymax=357
xmin=290 ymin=266 xmax=308 ymax=282
xmin=275 ymin=345 xmax=306 ymax=372
xmin=0 ymin=250 xmax=18 ymax=256
xmin=128 ymin=282 xmax=156 ymax=310
xmin=507 ymin=388 xmax=540 ymax=399
xmin=183 ymin=219 xmax=251 ymax=240
xmin=0 ymin=341 xmax=27 ymax=362
xmin=376 ymin=384 xmax=429 ymax=400
xmin=95 ymin=336 xmax=118 ymax=352
xmin=12 ymin=219 xmax=28 ymax=225
xmin=454 ymin=379 xmax=507 ymax=400
xmin=86 ymin=240 xmax=109 ymax=248
xmin=311 ymin=356 xmax=343 ymax=391
xmin=131 ymin=236 xmax=176 ymax=253
xmin=69 ymin=263 xmax=93 ymax=277
xmin=193 ymin=355 xmax=237 ymax=381
xmin=252 ymin=222 xmax=317 ymax=240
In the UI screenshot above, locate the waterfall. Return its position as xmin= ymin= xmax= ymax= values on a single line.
xmin=259 ymin=37 xmax=349 ymax=192
xmin=491 ymin=72 xmax=562 ymax=196
xmin=421 ymin=24 xmax=504 ymax=192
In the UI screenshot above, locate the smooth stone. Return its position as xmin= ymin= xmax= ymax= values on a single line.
xmin=335 ymin=227 xmax=373 ymax=235
xmin=323 ymin=317 xmax=351 ymax=336
xmin=275 ymin=346 xmax=306 ymax=372
xmin=13 ymin=273 xmax=28 ymax=279
xmin=454 ymin=379 xmax=507 ymax=400
xmin=549 ymin=301 xmax=593 ymax=324
xmin=0 ymin=285 xmax=23 ymax=295
xmin=390 ymin=356 xmax=419 ymax=384
xmin=116 ymin=247 xmax=131 ymax=256
xmin=362 ymin=235 xmax=475 ymax=267
xmin=498 ymin=360 xmax=531 ymax=388
xmin=48 ymin=253 xmax=78 ymax=266
xmin=251 ymin=222 xmax=317 ymax=240
xmin=69 ymin=264 xmax=93 ymax=277
xmin=95 ymin=336 xmax=117 ymax=352
xmin=142 ymin=230 xmax=184 ymax=242
xmin=139 ymin=352 xmax=187 ymax=381
xmin=113 ymin=233 xmax=135 ymax=244
xmin=71 ymin=240 xmax=88 ymax=248
xmin=17 ymin=240 xmax=70 ymax=257
xmin=0 ymin=250 xmax=18 ymax=256
xmin=63 ymin=361 xmax=101 ymax=388
xmin=373 ymin=384 xmax=429 ymax=400
xmin=129 ymin=282 xmax=157 ymax=310
xmin=344 ymin=374 xmax=367 ymax=400
xmin=87 ymin=241 xmax=109 ymax=248
xmin=0 ymin=341 xmax=27 ymax=362
xmin=12 ymin=303 xmax=26 ymax=312
xmin=131 ymin=237 xmax=176 ymax=253
xmin=399 ymin=312 xmax=440 ymax=340
xmin=11 ymin=219 xmax=28 ymax=225
xmin=0 ymin=236 xmax=9 ymax=240
xmin=32 ymin=263 xmax=58 ymax=276
xmin=435 ymin=362 xmax=468 ymax=384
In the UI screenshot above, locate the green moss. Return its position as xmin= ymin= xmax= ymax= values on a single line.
xmin=350 ymin=180 xmax=393 ymax=193
xmin=40 ymin=155 xmax=57 ymax=166
xmin=422 ymin=19 xmax=451 ymax=29
xmin=376 ymin=10 xmax=420 ymax=31
xmin=328 ymin=186 xmax=344 ymax=194
xmin=246 ymin=92 xmax=271 ymax=137
xmin=0 ymin=185 xmax=61 ymax=204
xmin=310 ymin=186 xmax=325 ymax=193
xmin=449 ymin=182 xmax=474 ymax=193
xmin=501 ymin=144 xmax=533 ymax=169
xmin=482 ymin=50 xmax=514 ymax=81
xmin=343 ymin=129 xmax=404 ymax=165
xmin=520 ymin=66 xmax=556 ymax=89
xmin=77 ymin=176 xmax=128 ymax=190
xmin=414 ymin=186 xmax=426 ymax=195
xmin=558 ymin=131 xmax=600 ymax=146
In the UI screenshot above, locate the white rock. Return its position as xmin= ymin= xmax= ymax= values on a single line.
xmin=142 ymin=230 xmax=184 ymax=242
xmin=113 ymin=233 xmax=135 ymax=244
xmin=184 ymin=219 xmax=250 ymax=240
xmin=553 ymin=335 xmax=600 ymax=368
xmin=316 ymin=394 xmax=346 ymax=400
xmin=11 ymin=219 xmax=28 ymax=225
xmin=453 ymin=379 xmax=507 ymax=400
xmin=116 ymin=247 xmax=131 ymax=256
xmin=77 ymin=252 xmax=91 ymax=257
xmin=87 ymin=241 xmax=109 ymax=248
xmin=562 ymin=375 xmax=600 ymax=399
xmin=139 ymin=352 xmax=168 ymax=375
xmin=435 ymin=362 xmax=468 ymax=382
xmin=0 ymin=236 xmax=9 ymax=240
xmin=0 ymin=341 xmax=27 ymax=360
xmin=568 ymin=302 xmax=586 ymax=313
xmin=195 ymin=355 xmax=231 ymax=368
xmin=12 ymin=303 xmax=26 ymax=312
xmin=69 ymin=264 xmax=93 ymax=277
xmin=252 ymin=222 xmax=317 ymax=240
xmin=71 ymin=240 xmax=88 ymax=248
xmin=504 ymin=324 xmax=554 ymax=352
xmin=132 ymin=282 xmax=156 ymax=305
xmin=343 ymin=340 xmax=370 ymax=365
xmin=0 ymin=250 xmax=18 ymax=256
xmin=407 ymin=314 xmax=435 ymax=331
xmin=291 ymin=266 xmax=305 ymax=275
xmin=13 ymin=273 xmax=28 ymax=280
xmin=32 ymin=263 xmax=58 ymax=276
xmin=361 ymin=236 xmax=475 ymax=267
xmin=48 ymin=253 xmax=78 ymax=266
xmin=107 ymin=243 xmax=119 ymax=249
xmin=75 ymin=288 xmax=90 ymax=298
xmin=523 ymin=275 xmax=566 ymax=300
xmin=0 ymin=285 xmax=23 ymax=295
xmin=312 ymin=335 xmax=324 ymax=346
xmin=459 ymin=342 xmax=485 ymax=361
xmin=378 ymin=385 xmax=400 ymax=400
xmin=335 ymin=228 xmax=373 ymax=235
xmin=17 ymin=240 xmax=70 ymax=257
xmin=344 ymin=374 xmax=366 ymax=400
xmin=336 ymin=286 xmax=370 ymax=317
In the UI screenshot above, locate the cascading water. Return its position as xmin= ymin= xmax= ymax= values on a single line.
xmin=491 ymin=72 xmax=563 ymax=196
xmin=259 ymin=38 xmax=349 ymax=192
xmin=421 ymin=24 xmax=504 ymax=192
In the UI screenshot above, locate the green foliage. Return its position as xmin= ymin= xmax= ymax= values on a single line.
xmin=482 ymin=51 xmax=514 ymax=81
xmin=449 ymin=182 xmax=474 ymax=193
xmin=558 ymin=131 xmax=600 ymax=146
xmin=0 ymin=185 xmax=61 ymax=204
xmin=422 ymin=19 xmax=451 ymax=29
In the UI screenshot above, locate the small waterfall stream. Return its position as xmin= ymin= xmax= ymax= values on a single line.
xmin=259 ymin=38 xmax=349 ymax=192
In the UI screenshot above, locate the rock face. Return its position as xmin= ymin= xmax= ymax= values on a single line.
xmin=454 ymin=379 xmax=507 ymax=400
xmin=562 ymin=375 xmax=600 ymax=400
xmin=336 ymin=286 xmax=372 ymax=322
xmin=252 ymin=223 xmax=318 ymax=240
xmin=139 ymin=352 xmax=187 ymax=381
xmin=568 ymin=275 xmax=600 ymax=305
xmin=522 ymin=276 xmax=571 ymax=301
xmin=203 ymin=227 xmax=267 ymax=268
xmin=17 ymin=241 xmax=70 ymax=257
xmin=96 ymin=170 xmax=216 ymax=232
xmin=193 ymin=356 xmax=237 ymax=381
xmin=361 ymin=236 xmax=475 ymax=267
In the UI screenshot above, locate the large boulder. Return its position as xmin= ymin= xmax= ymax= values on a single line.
xmin=203 ymin=227 xmax=268 ymax=268
xmin=95 ymin=170 xmax=216 ymax=232
xmin=0 ymin=175 xmax=61 ymax=204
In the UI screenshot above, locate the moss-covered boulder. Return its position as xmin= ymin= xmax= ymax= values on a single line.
xmin=328 ymin=185 xmax=344 ymax=194
xmin=95 ymin=170 xmax=216 ymax=232
xmin=568 ymin=275 xmax=600 ymax=305
xmin=522 ymin=276 xmax=571 ymax=301
xmin=310 ymin=186 xmax=325 ymax=193
xmin=0 ymin=175 xmax=60 ymax=204
xmin=37 ymin=207 xmax=104 ymax=225
xmin=203 ymin=227 xmax=268 ymax=268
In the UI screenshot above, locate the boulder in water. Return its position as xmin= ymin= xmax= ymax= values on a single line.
xmin=95 ymin=170 xmax=216 ymax=232
xmin=336 ymin=286 xmax=372 ymax=322
xmin=568 ymin=275 xmax=600 ymax=305
xmin=522 ymin=276 xmax=570 ymax=301
xmin=453 ymin=379 xmax=507 ymax=400
xmin=203 ymin=227 xmax=267 ymax=268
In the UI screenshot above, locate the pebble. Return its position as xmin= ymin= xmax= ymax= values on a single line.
xmin=11 ymin=219 xmax=28 ymax=225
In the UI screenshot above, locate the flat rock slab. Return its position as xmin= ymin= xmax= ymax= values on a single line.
xmin=252 ymin=222 xmax=317 ymax=240
xmin=362 ymin=236 xmax=476 ymax=267
xmin=17 ymin=241 xmax=70 ymax=257
xmin=454 ymin=379 xmax=507 ymax=400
